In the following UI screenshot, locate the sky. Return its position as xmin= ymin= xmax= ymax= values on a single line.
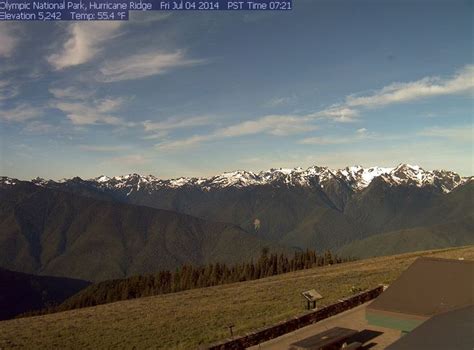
xmin=0 ymin=0 xmax=473 ymax=180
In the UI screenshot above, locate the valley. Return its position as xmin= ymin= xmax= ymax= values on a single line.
xmin=1 ymin=164 xmax=471 ymax=281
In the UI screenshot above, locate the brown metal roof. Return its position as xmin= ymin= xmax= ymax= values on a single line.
xmin=368 ymin=257 xmax=474 ymax=317
xmin=386 ymin=305 xmax=474 ymax=350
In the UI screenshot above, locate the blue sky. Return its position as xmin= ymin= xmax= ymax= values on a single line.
xmin=0 ymin=0 xmax=472 ymax=180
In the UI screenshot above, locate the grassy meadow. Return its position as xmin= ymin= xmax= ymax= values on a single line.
xmin=1 ymin=245 xmax=473 ymax=349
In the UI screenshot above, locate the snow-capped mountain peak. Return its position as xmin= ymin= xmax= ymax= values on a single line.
xmin=95 ymin=175 xmax=111 ymax=183
xmin=336 ymin=166 xmax=394 ymax=190
xmin=77 ymin=164 xmax=468 ymax=193
xmin=1 ymin=164 xmax=469 ymax=194
xmin=207 ymin=170 xmax=260 ymax=188
xmin=373 ymin=164 xmax=467 ymax=192
xmin=0 ymin=176 xmax=18 ymax=186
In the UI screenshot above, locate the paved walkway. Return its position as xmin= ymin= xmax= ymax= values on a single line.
xmin=248 ymin=303 xmax=400 ymax=350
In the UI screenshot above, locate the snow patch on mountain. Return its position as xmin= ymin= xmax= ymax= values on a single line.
xmin=1 ymin=164 xmax=470 ymax=194
xmin=0 ymin=177 xmax=18 ymax=186
xmin=337 ymin=166 xmax=394 ymax=190
xmin=80 ymin=164 xmax=469 ymax=193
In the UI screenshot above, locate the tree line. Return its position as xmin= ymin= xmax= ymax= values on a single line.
xmin=21 ymin=249 xmax=350 ymax=317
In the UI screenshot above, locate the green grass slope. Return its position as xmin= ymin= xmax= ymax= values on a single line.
xmin=338 ymin=219 xmax=474 ymax=259
xmin=0 ymin=246 xmax=472 ymax=349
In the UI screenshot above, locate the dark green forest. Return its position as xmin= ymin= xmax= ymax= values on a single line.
xmin=23 ymin=249 xmax=348 ymax=317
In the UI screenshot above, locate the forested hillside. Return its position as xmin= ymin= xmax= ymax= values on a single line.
xmin=32 ymin=249 xmax=344 ymax=315
xmin=0 ymin=182 xmax=290 ymax=282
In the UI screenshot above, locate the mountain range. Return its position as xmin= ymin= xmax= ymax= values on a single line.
xmin=0 ymin=181 xmax=290 ymax=282
xmin=31 ymin=163 xmax=467 ymax=194
xmin=1 ymin=164 xmax=472 ymax=281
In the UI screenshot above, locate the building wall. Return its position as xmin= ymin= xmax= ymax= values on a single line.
xmin=366 ymin=310 xmax=426 ymax=332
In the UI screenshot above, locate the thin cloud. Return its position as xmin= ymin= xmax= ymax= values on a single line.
xmin=50 ymin=84 xmax=134 ymax=127
xmin=53 ymin=97 xmax=133 ymax=126
xmin=300 ymin=136 xmax=359 ymax=145
xmin=299 ymin=141 xmax=471 ymax=176
xmin=22 ymin=121 xmax=58 ymax=134
xmin=0 ymin=104 xmax=42 ymax=122
xmin=98 ymin=50 xmax=206 ymax=82
xmin=418 ymin=125 xmax=473 ymax=143
xmin=218 ymin=115 xmax=317 ymax=137
xmin=0 ymin=80 xmax=19 ymax=101
xmin=264 ymin=96 xmax=294 ymax=108
xmin=79 ymin=145 xmax=131 ymax=152
xmin=103 ymin=154 xmax=149 ymax=166
xmin=48 ymin=22 xmax=122 ymax=70
xmin=142 ymin=131 xmax=168 ymax=140
xmin=299 ymin=128 xmax=410 ymax=146
xmin=156 ymin=134 xmax=212 ymax=151
xmin=49 ymin=86 xmax=95 ymax=100
xmin=154 ymin=65 xmax=474 ymax=151
xmin=155 ymin=113 xmax=346 ymax=151
xmin=155 ymin=114 xmax=317 ymax=151
xmin=314 ymin=106 xmax=359 ymax=123
xmin=346 ymin=65 xmax=474 ymax=109
xmin=300 ymin=128 xmax=373 ymax=145
xmin=143 ymin=116 xmax=212 ymax=142
xmin=143 ymin=116 xmax=212 ymax=132
xmin=0 ymin=23 xmax=18 ymax=58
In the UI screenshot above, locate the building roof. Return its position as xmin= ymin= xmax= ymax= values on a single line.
xmin=386 ymin=305 xmax=474 ymax=350
xmin=368 ymin=257 xmax=473 ymax=318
